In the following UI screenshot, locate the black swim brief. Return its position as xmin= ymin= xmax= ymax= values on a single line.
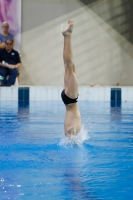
xmin=61 ymin=89 xmax=78 ymax=105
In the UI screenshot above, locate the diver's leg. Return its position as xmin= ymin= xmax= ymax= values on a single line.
xmin=62 ymin=19 xmax=78 ymax=98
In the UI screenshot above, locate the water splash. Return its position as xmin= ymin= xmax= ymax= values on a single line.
xmin=59 ymin=124 xmax=90 ymax=147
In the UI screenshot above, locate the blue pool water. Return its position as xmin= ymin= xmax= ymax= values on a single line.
xmin=0 ymin=100 xmax=133 ymax=200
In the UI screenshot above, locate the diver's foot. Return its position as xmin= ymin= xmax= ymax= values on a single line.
xmin=62 ymin=19 xmax=74 ymax=36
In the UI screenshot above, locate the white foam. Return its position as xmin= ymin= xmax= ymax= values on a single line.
xmin=58 ymin=124 xmax=89 ymax=147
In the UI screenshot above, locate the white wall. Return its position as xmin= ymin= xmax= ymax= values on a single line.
xmin=20 ymin=0 xmax=133 ymax=86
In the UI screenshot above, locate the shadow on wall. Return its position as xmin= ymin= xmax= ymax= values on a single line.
xmin=79 ymin=0 xmax=133 ymax=44
xmin=79 ymin=0 xmax=99 ymax=5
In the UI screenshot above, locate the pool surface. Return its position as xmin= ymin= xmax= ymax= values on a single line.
xmin=0 ymin=100 xmax=133 ymax=200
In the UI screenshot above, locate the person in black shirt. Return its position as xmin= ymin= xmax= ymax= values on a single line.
xmin=0 ymin=38 xmax=21 ymax=85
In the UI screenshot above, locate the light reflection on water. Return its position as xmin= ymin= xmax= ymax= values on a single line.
xmin=0 ymin=101 xmax=133 ymax=200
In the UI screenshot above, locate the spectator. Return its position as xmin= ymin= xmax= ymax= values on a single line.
xmin=0 ymin=22 xmax=14 ymax=49
xmin=0 ymin=38 xmax=21 ymax=85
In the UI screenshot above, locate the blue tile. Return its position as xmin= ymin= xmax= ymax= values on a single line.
xmin=18 ymin=87 xmax=24 ymax=101
xmin=24 ymin=87 xmax=29 ymax=101
xmin=111 ymin=88 xmax=121 ymax=103
xmin=116 ymin=89 xmax=121 ymax=102
xmin=18 ymin=87 xmax=29 ymax=101
xmin=111 ymin=89 xmax=116 ymax=101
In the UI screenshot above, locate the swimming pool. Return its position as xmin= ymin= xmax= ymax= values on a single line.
xmin=0 ymin=100 xmax=133 ymax=200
